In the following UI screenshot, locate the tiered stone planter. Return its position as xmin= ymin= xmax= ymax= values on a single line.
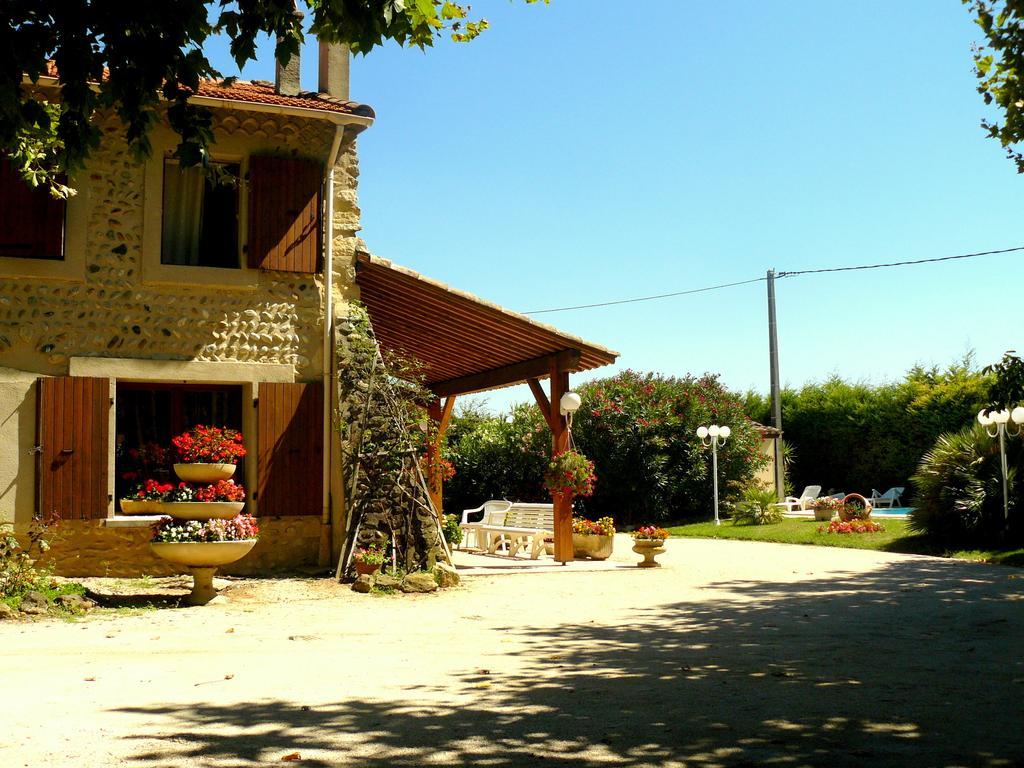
xmin=148 ymin=462 xmax=254 ymax=605
xmin=632 ymin=539 xmax=666 ymax=567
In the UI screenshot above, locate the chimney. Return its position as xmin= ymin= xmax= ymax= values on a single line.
xmin=275 ymin=7 xmax=304 ymax=96
xmin=318 ymin=41 xmax=350 ymax=101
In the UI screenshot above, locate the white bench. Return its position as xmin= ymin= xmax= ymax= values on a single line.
xmin=473 ymin=502 xmax=555 ymax=560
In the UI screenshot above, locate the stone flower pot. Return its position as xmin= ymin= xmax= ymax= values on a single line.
xmin=632 ymin=539 xmax=666 ymax=568
xmin=173 ymin=462 xmax=237 ymax=483
xmin=155 ymin=501 xmax=245 ymax=521
xmin=813 ymin=507 xmax=834 ymax=522
xmin=150 ymin=540 xmax=257 ymax=605
xmin=572 ymin=533 xmax=614 ymax=560
xmin=119 ymin=499 xmax=150 ymax=515
xmin=354 ymin=561 xmax=381 ymax=577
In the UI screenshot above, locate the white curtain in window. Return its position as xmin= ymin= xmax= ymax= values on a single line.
xmin=161 ymin=164 xmax=204 ymax=265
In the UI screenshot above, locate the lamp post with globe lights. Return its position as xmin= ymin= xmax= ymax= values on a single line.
xmin=977 ymin=406 xmax=1024 ymax=520
xmin=697 ymin=424 xmax=731 ymax=525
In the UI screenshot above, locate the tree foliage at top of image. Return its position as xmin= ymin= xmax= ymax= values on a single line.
xmin=966 ymin=0 xmax=1024 ymax=171
xmin=982 ymin=349 xmax=1024 ymax=407
xmin=1 ymin=1 xmax=547 ymax=194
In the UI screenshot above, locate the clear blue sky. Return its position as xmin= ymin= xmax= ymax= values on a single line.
xmin=207 ymin=1 xmax=1024 ymax=412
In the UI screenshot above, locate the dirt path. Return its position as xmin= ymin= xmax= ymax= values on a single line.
xmin=1 ymin=536 xmax=1021 ymax=767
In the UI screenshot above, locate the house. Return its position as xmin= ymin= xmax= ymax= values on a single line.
xmin=0 ymin=42 xmax=618 ymax=577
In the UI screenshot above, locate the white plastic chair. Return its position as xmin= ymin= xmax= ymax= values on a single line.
xmin=869 ymin=487 xmax=904 ymax=508
xmin=458 ymin=499 xmax=511 ymax=550
xmin=774 ymin=485 xmax=822 ymax=513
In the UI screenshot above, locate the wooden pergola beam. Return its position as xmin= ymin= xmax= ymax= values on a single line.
xmin=430 ymin=350 xmax=581 ymax=398
xmin=426 ymin=395 xmax=457 ymax=520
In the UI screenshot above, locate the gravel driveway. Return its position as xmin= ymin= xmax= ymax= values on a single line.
xmin=1 ymin=535 xmax=1021 ymax=767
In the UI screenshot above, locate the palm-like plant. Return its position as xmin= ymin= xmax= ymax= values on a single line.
xmin=910 ymin=425 xmax=1017 ymax=546
xmin=732 ymin=484 xmax=784 ymax=526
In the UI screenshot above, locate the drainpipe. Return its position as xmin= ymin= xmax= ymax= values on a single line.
xmin=320 ymin=124 xmax=345 ymax=568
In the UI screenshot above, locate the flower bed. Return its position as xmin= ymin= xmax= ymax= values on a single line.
xmin=572 ymin=516 xmax=615 ymax=536
xmin=818 ymin=519 xmax=885 ymax=535
xmin=151 ymin=514 xmax=260 ymax=543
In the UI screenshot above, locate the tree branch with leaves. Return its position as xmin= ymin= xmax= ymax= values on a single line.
xmin=1 ymin=0 xmax=547 ymax=194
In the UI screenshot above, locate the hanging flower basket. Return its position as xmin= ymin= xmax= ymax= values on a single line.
xmin=544 ymin=450 xmax=597 ymax=498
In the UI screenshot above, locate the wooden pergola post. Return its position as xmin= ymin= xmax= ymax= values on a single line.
xmin=426 ymin=395 xmax=456 ymax=522
xmin=528 ymin=356 xmax=574 ymax=564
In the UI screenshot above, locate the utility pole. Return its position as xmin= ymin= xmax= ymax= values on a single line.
xmin=767 ymin=269 xmax=784 ymax=500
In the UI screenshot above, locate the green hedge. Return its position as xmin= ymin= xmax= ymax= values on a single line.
xmin=743 ymin=362 xmax=991 ymax=496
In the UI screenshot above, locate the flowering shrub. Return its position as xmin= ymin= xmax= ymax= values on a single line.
xmin=572 ymin=516 xmax=615 ymax=536
xmin=171 ymin=425 xmax=246 ymax=464
xmin=632 ymin=525 xmax=670 ymax=542
xmin=151 ymin=514 xmax=259 ymax=543
xmin=122 ymin=478 xmax=174 ymax=501
xmin=421 ymin=453 xmax=456 ymax=488
xmin=544 ymin=450 xmax=597 ymax=498
xmin=194 ymin=479 xmax=246 ymax=503
xmin=818 ymin=519 xmax=885 ymax=535
xmin=353 ymin=545 xmax=386 ymax=566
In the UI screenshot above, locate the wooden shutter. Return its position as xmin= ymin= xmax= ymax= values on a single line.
xmin=257 ymin=382 xmax=323 ymax=516
xmin=0 ymin=157 xmax=65 ymax=259
xmin=36 ymin=376 xmax=110 ymax=520
xmin=247 ymin=156 xmax=322 ymax=273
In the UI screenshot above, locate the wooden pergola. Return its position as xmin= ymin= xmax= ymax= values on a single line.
xmin=354 ymin=253 xmax=619 ymax=562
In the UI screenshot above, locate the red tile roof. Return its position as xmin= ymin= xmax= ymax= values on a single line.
xmin=38 ymin=62 xmax=374 ymax=120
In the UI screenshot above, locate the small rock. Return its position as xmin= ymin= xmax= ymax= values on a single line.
xmin=351 ymin=575 xmax=374 ymax=593
xmin=0 ymin=603 xmax=16 ymax=620
xmin=401 ymin=572 xmax=438 ymax=594
xmin=56 ymin=594 xmax=95 ymax=613
xmin=435 ymin=563 xmax=460 ymax=589
xmin=19 ymin=591 xmax=49 ymax=615
xmin=375 ymin=574 xmax=401 ymax=590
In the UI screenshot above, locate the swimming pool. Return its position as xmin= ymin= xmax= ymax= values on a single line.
xmin=871 ymin=506 xmax=913 ymax=518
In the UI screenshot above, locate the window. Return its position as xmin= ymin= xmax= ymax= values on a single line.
xmin=0 ymin=156 xmax=65 ymax=260
xmin=160 ymin=160 xmax=240 ymax=268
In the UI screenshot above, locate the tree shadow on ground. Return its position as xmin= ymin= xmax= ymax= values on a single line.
xmin=112 ymin=558 xmax=1023 ymax=767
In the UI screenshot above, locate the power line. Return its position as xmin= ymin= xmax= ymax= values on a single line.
xmin=522 ymin=245 xmax=1024 ymax=315
xmin=777 ymin=245 xmax=1024 ymax=278
xmin=523 ymin=277 xmax=766 ymax=315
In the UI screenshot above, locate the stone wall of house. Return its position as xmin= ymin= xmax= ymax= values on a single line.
xmin=0 ymin=108 xmax=362 ymax=380
xmin=33 ymin=515 xmax=322 ymax=578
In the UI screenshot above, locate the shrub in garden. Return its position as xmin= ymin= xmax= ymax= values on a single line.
xmin=445 ymin=371 xmax=766 ymax=526
xmin=910 ymin=425 xmax=1020 ymax=546
xmin=732 ymin=485 xmax=783 ymax=525
xmin=571 ymin=371 xmax=766 ymax=525
xmin=442 ymin=514 xmax=463 ymax=548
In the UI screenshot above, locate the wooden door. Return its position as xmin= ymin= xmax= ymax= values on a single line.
xmin=257 ymin=382 xmax=323 ymax=516
xmin=36 ymin=376 xmax=110 ymax=520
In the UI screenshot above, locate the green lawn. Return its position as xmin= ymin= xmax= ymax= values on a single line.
xmin=667 ymin=518 xmax=1024 ymax=566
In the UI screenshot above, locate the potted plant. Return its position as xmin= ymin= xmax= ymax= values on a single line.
xmin=171 ymin=425 xmax=247 ymax=483
xmin=352 ymin=545 xmax=386 ymax=576
xmin=572 ymin=516 xmax=615 ymax=560
xmin=156 ymin=480 xmax=246 ymax=521
xmin=119 ymin=478 xmax=173 ymax=514
xmin=150 ymin=514 xmax=260 ymax=605
xmin=544 ymin=449 xmax=597 ymax=500
xmin=631 ymin=525 xmax=669 ymax=567
xmin=838 ymin=493 xmax=872 ymax=522
xmin=811 ymin=496 xmax=843 ymax=522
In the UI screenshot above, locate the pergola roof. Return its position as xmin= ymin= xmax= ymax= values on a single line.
xmin=354 ymin=253 xmax=619 ymax=397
